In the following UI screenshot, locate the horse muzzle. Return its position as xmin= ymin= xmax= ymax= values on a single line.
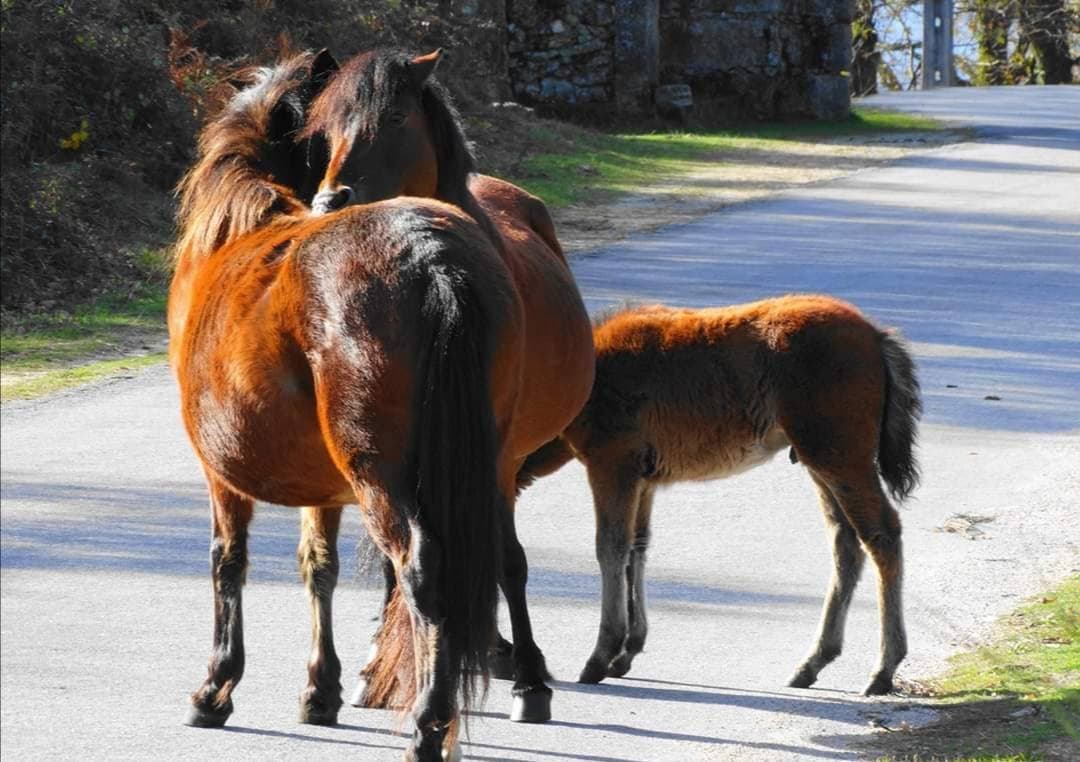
xmin=311 ymin=186 xmax=355 ymax=215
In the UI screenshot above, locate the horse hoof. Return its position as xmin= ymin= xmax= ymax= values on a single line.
xmin=489 ymin=647 xmax=516 ymax=681
xmin=578 ymin=658 xmax=608 ymax=685
xmin=787 ymin=668 xmax=817 ymax=690
xmin=510 ymin=684 xmax=552 ymax=723
xmin=863 ymin=673 xmax=894 ymax=696
xmin=606 ymin=653 xmax=634 ymax=679
xmin=299 ymin=701 xmax=340 ymax=726
xmin=184 ymin=700 xmax=232 ymax=728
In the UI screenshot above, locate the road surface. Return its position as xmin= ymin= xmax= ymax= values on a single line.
xmin=2 ymin=86 xmax=1078 ymax=760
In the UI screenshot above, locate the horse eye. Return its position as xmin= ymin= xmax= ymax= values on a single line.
xmin=387 ymin=112 xmax=407 ymax=126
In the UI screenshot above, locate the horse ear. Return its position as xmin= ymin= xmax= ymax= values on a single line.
xmin=409 ymin=49 xmax=443 ymax=86
xmin=310 ymin=49 xmax=339 ymax=93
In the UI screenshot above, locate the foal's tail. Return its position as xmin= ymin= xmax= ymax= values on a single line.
xmin=409 ymin=262 xmax=504 ymax=709
xmin=878 ymin=330 xmax=922 ymax=502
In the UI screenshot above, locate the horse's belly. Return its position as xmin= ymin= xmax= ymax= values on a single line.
xmin=656 ymin=425 xmax=789 ymax=484
xmin=190 ymin=389 xmax=352 ymax=507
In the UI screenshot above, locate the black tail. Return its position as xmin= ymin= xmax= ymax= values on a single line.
xmin=411 ymin=262 xmax=503 ymax=709
xmin=878 ymin=330 xmax=922 ymax=502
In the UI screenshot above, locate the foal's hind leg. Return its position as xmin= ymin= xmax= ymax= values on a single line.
xmin=579 ymin=468 xmax=643 ymax=684
xmin=297 ymin=505 xmax=344 ymax=725
xmin=607 ymin=485 xmax=655 ymax=679
xmin=852 ymin=482 xmax=907 ymax=696
xmin=788 ymin=479 xmax=865 ymax=690
xmin=186 ymin=476 xmax=254 ymax=728
xmin=801 ymin=470 xmax=906 ymax=695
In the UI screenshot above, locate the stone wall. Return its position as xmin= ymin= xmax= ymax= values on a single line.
xmin=495 ymin=0 xmax=851 ymax=120
xmin=658 ymin=0 xmax=851 ymax=120
xmin=505 ymin=1 xmax=616 ymax=108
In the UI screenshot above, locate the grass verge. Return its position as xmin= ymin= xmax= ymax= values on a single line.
xmin=1 ymin=290 xmax=167 ymax=403
xmin=503 ymin=107 xmax=944 ymax=207
xmin=869 ymin=576 xmax=1079 ymax=761
xmin=1 ymin=353 xmax=167 ymax=403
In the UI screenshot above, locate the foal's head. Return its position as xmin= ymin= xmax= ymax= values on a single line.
xmin=303 ymin=48 xmax=475 ymax=213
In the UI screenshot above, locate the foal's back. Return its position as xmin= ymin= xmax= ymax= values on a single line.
xmin=580 ymin=295 xmax=886 ymax=483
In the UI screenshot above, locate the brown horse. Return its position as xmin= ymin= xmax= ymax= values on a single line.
xmin=302 ymin=48 xmax=595 ymax=722
xmin=519 ymin=296 xmax=922 ymax=696
xmin=169 ymin=50 xmax=590 ymax=761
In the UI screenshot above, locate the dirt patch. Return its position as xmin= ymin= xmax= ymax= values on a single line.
xmin=848 ymin=696 xmax=1080 ymax=761
xmin=551 ymin=130 xmax=966 ymax=253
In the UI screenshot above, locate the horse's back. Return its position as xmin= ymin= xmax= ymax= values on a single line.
xmin=469 ymin=174 xmax=595 ymax=461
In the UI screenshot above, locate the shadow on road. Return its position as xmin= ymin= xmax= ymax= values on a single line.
xmin=572 ymin=193 xmax=1080 ymax=434
xmin=1 ymin=479 xmax=820 ymax=616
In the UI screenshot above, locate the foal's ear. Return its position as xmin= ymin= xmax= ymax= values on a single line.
xmin=310 ymin=49 xmax=339 ymax=93
xmin=409 ymin=49 xmax=443 ymax=87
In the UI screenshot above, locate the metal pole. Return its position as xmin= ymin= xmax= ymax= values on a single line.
xmin=922 ymin=0 xmax=954 ymax=88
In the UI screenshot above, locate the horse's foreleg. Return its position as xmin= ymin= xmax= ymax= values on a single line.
xmin=298 ymin=505 xmax=344 ymax=725
xmin=789 ymin=479 xmax=865 ymax=690
xmin=499 ymin=509 xmax=553 ymax=723
xmin=607 ymin=485 xmax=655 ymax=679
xmin=185 ymin=476 xmax=254 ymax=728
xmin=579 ymin=469 xmax=642 ymax=684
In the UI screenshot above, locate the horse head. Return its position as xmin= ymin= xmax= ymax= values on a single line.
xmin=303 ymin=48 xmax=475 ymax=214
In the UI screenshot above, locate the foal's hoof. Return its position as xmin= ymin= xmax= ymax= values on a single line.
xmin=577 ymin=658 xmax=609 ymax=685
xmin=184 ymin=699 xmax=232 ymax=728
xmin=510 ymin=684 xmax=552 ymax=723
xmin=863 ymin=672 xmax=895 ymax=696
xmin=787 ymin=667 xmax=818 ymax=690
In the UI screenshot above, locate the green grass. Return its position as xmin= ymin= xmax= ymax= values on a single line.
xmin=936 ymin=577 xmax=1078 ymax=705
xmin=513 ymin=107 xmax=944 ymax=207
xmin=1 ymin=290 xmax=166 ymax=367
xmin=933 ymin=577 xmax=1080 ymax=753
xmin=1 ymin=352 xmax=167 ymax=402
xmin=874 ymin=577 xmax=1079 ymax=761
xmin=1 ymin=289 xmax=168 ymax=402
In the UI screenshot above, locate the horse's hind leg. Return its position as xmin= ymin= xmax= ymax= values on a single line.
xmin=802 ymin=470 xmax=906 ymax=695
xmin=607 ymin=485 xmax=655 ymax=679
xmin=579 ymin=467 xmax=642 ymax=684
xmin=500 ymin=508 xmax=553 ymax=722
xmin=788 ymin=478 xmax=865 ymax=690
xmin=297 ymin=505 xmax=344 ymax=725
xmin=852 ymin=482 xmax=907 ymax=696
xmin=185 ymin=475 xmax=254 ymax=728
xmin=401 ymin=525 xmax=459 ymax=762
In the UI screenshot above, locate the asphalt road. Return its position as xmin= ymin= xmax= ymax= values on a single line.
xmin=2 ymin=87 xmax=1078 ymax=761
